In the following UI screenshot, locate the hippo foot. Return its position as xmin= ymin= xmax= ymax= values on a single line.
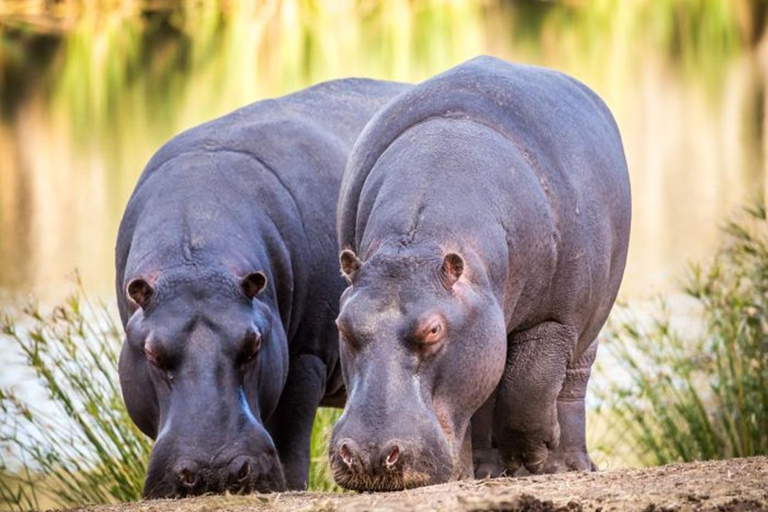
xmin=498 ymin=419 xmax=561 ymax=475
xmin=473 ymin=448 xmax=506 ymax=479
xmin=540 ymin=449 xmax=597 ymax=473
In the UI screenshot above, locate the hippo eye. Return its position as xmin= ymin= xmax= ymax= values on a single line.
xmin=144 ymin=344 xmax=170 ymax=372
xmin=424 ymin=322 xmax=443 ymax=344
xmin=421 ymin=317 xmax=446 ymax=345
xmin=239 ymin=329 xmax=262 ymax=365
xmin=336 ymin=319 xmax=360 ymax=350
xmin=144 ymin=346 xmax=158 ymax=365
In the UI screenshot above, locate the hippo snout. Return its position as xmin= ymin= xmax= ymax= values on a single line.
xmin=329 ymin=433 xmax=451 ymax=492
xmin=144 ymin=449 xmax=285 ymax=498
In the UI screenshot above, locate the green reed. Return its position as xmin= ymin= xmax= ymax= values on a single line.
xmin=596 ymin=201 xmax=768 ymax=465
xmin=0 ymin=291 xmax=150 ymax=510
xmin=309 ymin=408 xmax=343 ymax=492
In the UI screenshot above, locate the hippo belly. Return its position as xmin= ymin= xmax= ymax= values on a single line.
xmin=330 ymin=56 xmax=630 ymax=490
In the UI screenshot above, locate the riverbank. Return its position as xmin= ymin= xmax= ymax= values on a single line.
xmin=67 ymin=457 xmax=768 ymax=512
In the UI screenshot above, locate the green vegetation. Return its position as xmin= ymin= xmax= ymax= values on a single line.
xmin=598 ymin=202 xmax=768 ymax=464
xmin=0 ymin=292 xmax=150 ymax=510
xmin=0 ymin=290 xmax=343 ymax=510
xmin=309 ymin=408 xmax=343 ymax=492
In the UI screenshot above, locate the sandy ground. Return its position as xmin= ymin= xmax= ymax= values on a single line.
xmin=70 ymin=457 xmax=767 ymax=512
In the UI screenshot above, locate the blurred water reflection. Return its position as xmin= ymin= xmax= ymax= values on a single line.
xmin=0 ymin=0 xmax=766 ymax=303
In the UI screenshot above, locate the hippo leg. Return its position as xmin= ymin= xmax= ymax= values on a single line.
xmin=493 ymin=321 xmax=576 ymax=475
xmin=458 ymin=425 xmax=475 ymax=480
xmin=541 ymin=339 xmax=598 ymax=473
xmin=268 ymin=354 xmax=327 ymax=490
xmin=471 ymin=391 xmax=505 ymax=478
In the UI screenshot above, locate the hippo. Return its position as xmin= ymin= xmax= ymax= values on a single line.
xmin=329 ymin=56 xmax=631 ymax=491
xmin=115 ymin=78 xmax=407 ymax=498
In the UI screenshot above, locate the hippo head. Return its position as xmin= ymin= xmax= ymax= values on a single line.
xmin=119 ymin=267 xmax=288 ymax=498
xmin=329 ymin=245 xmax=507 ymax=491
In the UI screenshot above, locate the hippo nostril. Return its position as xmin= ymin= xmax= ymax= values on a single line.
xmin=379 ymin=440 xmax=404 ymax=471
xmin=339 ymin=443 xmax=354 ymax=467
xmin=386 ymin=445 xmax=400 ymax=467
xmin=236 ymin=460 xmax=251 ymax=481
xmin=228 ymin=456 xmax=257 ymax=486
xmin=176 ymin=463 xmax=199 ymax=488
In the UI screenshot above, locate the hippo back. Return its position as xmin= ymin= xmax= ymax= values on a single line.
xmin=338 ymin=56 xmax=630 ymax=255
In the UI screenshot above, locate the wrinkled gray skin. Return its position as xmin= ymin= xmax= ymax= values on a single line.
xmin=115 ymin=79 xmax=407 ymax=498
xmin=330 ymin=56 xmax=631 ymax=491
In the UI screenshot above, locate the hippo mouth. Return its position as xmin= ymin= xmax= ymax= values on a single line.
xmin=329 ymin=444 xmax=451 ymax=492
xmin=331 ymin=468 xmax=432 ymax=492
xmin=143 ymin=454 xmax=286 ymax=499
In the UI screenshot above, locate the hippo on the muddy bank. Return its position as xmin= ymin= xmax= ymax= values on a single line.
xmin=115 ymin=79 xmax=407 ymax=498
xmin=329 ymin=56 xmax=631 ymax=490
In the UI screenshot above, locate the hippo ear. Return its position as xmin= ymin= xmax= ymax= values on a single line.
xmin=340 ymin=249 xmax=362 ymax=284
xmin=127 ymin=278 xmax=154 ymax=309
xmin=440 ymin=252 xmax=464 ymax=289
xmin=242 ymin=271 xmax=268 ymax=300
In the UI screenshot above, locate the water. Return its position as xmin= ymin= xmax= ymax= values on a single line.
xmin=0 ymin=0 xmax=765 ymax=305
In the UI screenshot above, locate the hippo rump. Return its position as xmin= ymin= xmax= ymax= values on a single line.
xmin=115 ymin=78 xmax=407 ymax=498
xmin=329 ymin=56 xmax=631 ymax=490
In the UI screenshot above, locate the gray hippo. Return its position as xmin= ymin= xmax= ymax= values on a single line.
xmin=329 ymin=56 xmax=631 ymax=491
xmin=115 ymin=79 xmax=407 ymax=498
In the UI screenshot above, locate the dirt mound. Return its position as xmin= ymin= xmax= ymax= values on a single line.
xmin=71 ymin=457 xmax=767 ymax=512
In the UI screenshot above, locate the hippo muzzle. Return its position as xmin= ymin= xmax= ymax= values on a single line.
xmin=329 ymin=427 xmax=453 ymax=492
xmin=141 ymin=384 xmax=286 ymax=498
xmin=143 ymin=424 xmax=285 ymax=498
xmin=327 ymin=346 xmax=455 ymax=491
